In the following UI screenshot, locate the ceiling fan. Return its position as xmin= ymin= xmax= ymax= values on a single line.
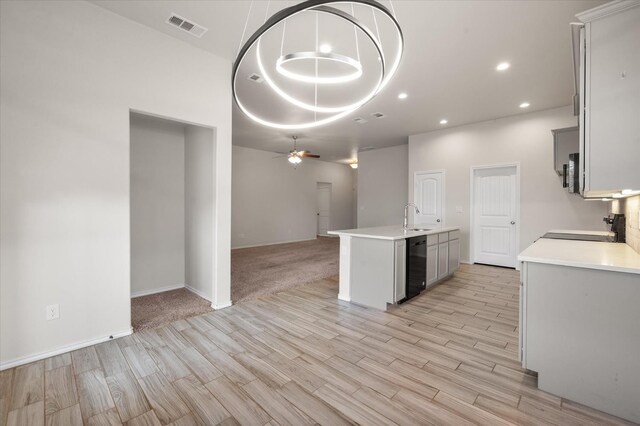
xmin=285 ymin=136 xmax=319 ymax=166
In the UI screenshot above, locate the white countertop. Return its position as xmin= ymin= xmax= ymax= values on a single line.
xmin=519 ymin=238 xmax=640 ymax=274
xmin=547 ymin=229 xmax=614 ymax=237
xmin=328 ymin=225 xmax=460 ymax=240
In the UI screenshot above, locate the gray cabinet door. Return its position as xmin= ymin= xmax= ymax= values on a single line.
xmin=448 ymin=239 xmax=460 ymax=273
xmin=394 ymin=239 xmax=406 ymax=302
xmin=582 ymin=4 xmax=640 ymax=193
xmin=437 ymin=242 xmax=449 ymax=280
xmin=426 ymin=244 xmax=438 ymax=286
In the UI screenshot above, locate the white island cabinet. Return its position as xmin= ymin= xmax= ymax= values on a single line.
xmin=329 ymin=225 xmax=460 ymax=311
xmin=519 ymin=238 xmax=640 ymax=423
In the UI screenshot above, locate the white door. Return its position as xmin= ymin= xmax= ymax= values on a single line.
xmin=472 ymin=165 xmax=518 ymax=268
xmin=317 ymin=183 xmax=331 ymax=236
xmin=414 ymin=171 xmax=444 ymax=227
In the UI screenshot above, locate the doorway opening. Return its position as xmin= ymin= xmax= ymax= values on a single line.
xmin=470 ymin=163 xmax=520 ymax=269
xmin=129 ymin=111 xmax=216 ymax=331
xmin=317 ymin=182 xmax=332 ymax=236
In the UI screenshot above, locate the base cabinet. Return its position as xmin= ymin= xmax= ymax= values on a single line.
xmin=520 ymin=261 xmax=640 ymax=423
xmin=426 ymin=245 xmax=438 ymax=286
xmin=426 ymin=232 xmax=460 ymax=288
xmin=448 ymin=238 xmax=460 ymax=272
xmin=437 ymin=242 xmax=449 ymax=280
xmin=394 ymin=239 xmax=407 ymax=302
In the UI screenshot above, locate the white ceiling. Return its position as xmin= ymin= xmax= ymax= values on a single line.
xmin=92 ymin=0 xmax=604 ymax=163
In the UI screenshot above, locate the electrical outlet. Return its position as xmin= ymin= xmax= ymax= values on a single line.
xmin=46 ymin=304 xmax=59 ymax=321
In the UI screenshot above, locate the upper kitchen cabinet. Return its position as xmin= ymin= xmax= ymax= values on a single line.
xmin=577 ymin=1 xmax=640 ymax=197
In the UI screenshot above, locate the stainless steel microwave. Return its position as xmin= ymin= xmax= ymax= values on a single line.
xmin=567 ymin=152 xmax=580 ymax=194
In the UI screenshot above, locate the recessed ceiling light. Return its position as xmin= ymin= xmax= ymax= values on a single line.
xmin=440 ymin=119 xmax=448 ymax=125
xmin=519 ymin=102 xmax=530 ymax=108
xmin=319 ymin=44 xmax=332 ymax=53
xmin=496 ymin=62 xmax=510 ymax=71
xmin=398 ymin=92 xmax=408 ymax=100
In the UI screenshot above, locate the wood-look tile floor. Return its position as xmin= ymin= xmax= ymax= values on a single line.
xmin=1 ymin=264 xmax=634 ymax=426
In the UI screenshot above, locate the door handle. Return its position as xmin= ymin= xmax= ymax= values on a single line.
xmin=436 ymin=219 xmax=441 ymax=223
xmin=511 ymin=221 xmax=516 ymax=225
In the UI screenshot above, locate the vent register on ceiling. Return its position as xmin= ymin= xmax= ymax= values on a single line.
xmin=232 ymin=0 xmax=403 ymax=130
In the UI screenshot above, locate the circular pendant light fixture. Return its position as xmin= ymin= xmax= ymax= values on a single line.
xmin=276 ymin=51 xmax=363 ymax=84
xmin=232 ymin=0 xmax=403 ymax=130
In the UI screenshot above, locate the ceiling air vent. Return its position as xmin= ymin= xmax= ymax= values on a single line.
xmin=166 ymin=13 xmax=208 ymax=38
xmin=353 ymin=117 xmax=368 ymax=124
xmin=371 ymin=112 xmax=386 ymax=119
xmin=248 ymin=73 xmax=264 ymax=83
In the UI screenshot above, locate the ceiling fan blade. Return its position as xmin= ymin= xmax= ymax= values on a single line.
xmin=302 ymin=153 xmax=320 ymax=158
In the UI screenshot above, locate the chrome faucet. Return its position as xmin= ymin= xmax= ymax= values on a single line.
xmin=403 ymin=203 xmax=420 ymax=230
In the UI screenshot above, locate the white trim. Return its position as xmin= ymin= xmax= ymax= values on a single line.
xmin=232 ymin=237 xmax=317 ymax=250
xmin=338 ymin=294 xmax=351 ymax=302
xmin=131 ymin=283 xmax=185 ymax=298
xmin=577 ymin=0 xmax=639 ymax=23
xmin=0 ymin=328 xmax=133 ymax=371
xmin=413 ymin=169 xmax=446 ymax=227
xmin=185 ymin=284 xmax=212 ymax=302
xmin=469 ymin=162 xmax=521 ymax=268
xmin=212 ymin=301 xmax=232 ymax=310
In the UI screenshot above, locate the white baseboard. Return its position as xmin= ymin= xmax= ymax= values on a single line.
xmin=212 ymin=300 xmax=232 ymax=310
xmin=232 ymin=237 xmax=317 ymax=250
xmin=0 ymin=328 xmax=133 ymax=371
xmin=185 ymin=284 xmax=212 ymax=302
xmin=131 ymin=283 xmax=184 ymax=298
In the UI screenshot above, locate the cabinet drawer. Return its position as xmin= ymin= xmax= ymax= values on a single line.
xmin=449 ymin=230 xmax=460 ymax=241
xmin=427 ymin=234 xmax=439 ymax=246
xmin=438 ymin=232 xmax=449 ymax=243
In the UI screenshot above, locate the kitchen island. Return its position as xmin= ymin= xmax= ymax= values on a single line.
xmin=518 ymin=237 xmax=640 ymax=423
xmin=328 ymin=225 xmax=461 ymax=311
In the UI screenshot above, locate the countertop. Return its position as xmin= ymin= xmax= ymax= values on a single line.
xmin=519 ymin=238 xmax=640 ymax=274
xmin=547 ymin=229 xmax=615 ymax=237
xmin=328 ymin=225 xmax=460 ymax=241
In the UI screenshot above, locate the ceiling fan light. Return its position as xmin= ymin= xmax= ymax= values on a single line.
xmin=350 ymin=162 xmax=358 ymax=169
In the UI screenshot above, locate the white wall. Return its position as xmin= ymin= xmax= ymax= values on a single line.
xmin=357 ymin=144 xmax=408 ymax=227
xmin=0 ymin=1 xmax=232 ymax=368
xmin=409 ymin=106 xmax=609 ymax=263
xmin=130 ymin=114 xmax=186 ymax=297
xmin=185 ymin=126 xmax=215 ymax=300
xmin=232 ymin=146 xmax=355 ymax=248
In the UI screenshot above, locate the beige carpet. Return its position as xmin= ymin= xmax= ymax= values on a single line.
xmin=231 ymin=236 xmax=339 ymax=303
xmin=131 ymin=288 xmax=212 ymax=331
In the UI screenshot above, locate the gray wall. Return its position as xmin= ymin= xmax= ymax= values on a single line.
xmin=185 ymin=126 xmax=215 ymax=300
xmin=232 ymin=145 xmax=356 ymax=248
xmin=357 ymin=145 xmax=408 ymax=227
xmin=130 ymin=114 xmax=186 ymax=297
xmin=409 ymin=106 xmax=609 ymax=263
xmin=0 ymin=0 xmax=232 ymax=367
